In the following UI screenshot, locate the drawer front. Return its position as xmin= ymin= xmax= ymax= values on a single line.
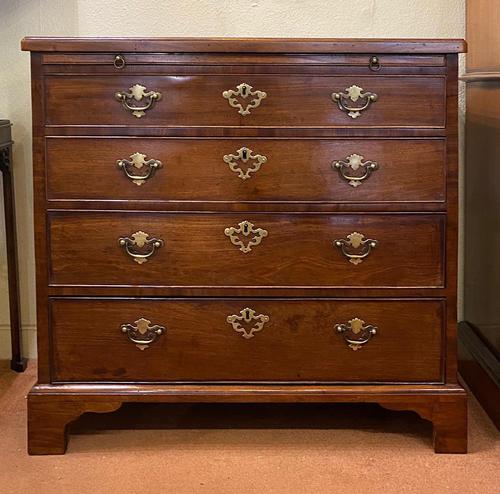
xmin=46 ymin=138 xmax=446 ymax=203
xmin=50 ymin=298 xmax=444 ymax=383
xmin=48 ymin=212 xmax=444 ymax=288
xmin=44 ymin=75 xmax=445 ymax=128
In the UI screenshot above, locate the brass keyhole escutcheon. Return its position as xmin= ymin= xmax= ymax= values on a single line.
xmin=222 ymin=82 xmax=267 ymax=116
xmin=223 ymin=147 xmax=267 ymax=180
xmin=224 ymin=220 xmax=268 ymax=253
xmin=227 ymin=308 xmax=270 ymax=339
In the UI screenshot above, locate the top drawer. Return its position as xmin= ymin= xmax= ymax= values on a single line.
xmin=44 ymin=75 xmax=446 ymax=129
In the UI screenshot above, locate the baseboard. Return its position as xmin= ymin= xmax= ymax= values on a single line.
xmin=458 ymin=320 xmax=500 ymax=429
xmin=0 ymin=324 xmax=37 ymax=360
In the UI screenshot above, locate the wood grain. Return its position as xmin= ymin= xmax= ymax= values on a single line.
xmin=460 ymin=4 xmax=500 ymax=430
xmin=47 ymin=212 xmax=445 ymax=288
xmin=467 ymin=0 xmax=500 ymax=71
xmin=41 ymin=53 xmax=446 ymax=67
xmin=21 ymin=37 xmax=466 ymax=54
xmin=23 ymin=38 xmax=466 ymax=454
xmin=27 ymin=382 xmax=467 ymax=454
xmin=44 ymin=75 xmax=446 ymax=128
xmin=49 ymin=297 xmax=444 ymax=383
xmin=46 ymin=137 xmax=446 ymax=203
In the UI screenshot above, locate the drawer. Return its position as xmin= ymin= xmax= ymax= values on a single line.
xmin=46 ymin=138 xmax=446 ymax=203
xmin=48 ymin=212 xmax=444 ymax=288
xmin=41 ymin=53 xmax=447 ymax=67
xmin=44 ymin=75 xmax=446 ymax=128
xmin=50 ymin=298 xmax=444 ymax=383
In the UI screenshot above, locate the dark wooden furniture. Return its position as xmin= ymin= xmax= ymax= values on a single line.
xmin=22 ymin=37 xmax=467 ymax=454
xmin=0 ymin=120 xmax=27 ymax=372
xmin=459 ymin=0 xmax=500 ymax=429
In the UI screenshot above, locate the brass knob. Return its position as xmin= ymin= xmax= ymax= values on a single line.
xmin=113 ymin=54 xmax=125 ymax=69
xmin=369 ymin=55 xmax=381 ymax=72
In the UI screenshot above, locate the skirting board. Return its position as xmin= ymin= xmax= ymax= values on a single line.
xmin=0 ymin=324 xmax=36 ymax=359
xmin=458 ymin=321 xmax=500 ymax=429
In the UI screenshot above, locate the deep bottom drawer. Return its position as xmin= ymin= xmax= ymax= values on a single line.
xmin=50 ymin=298 xmax=444 ymax=383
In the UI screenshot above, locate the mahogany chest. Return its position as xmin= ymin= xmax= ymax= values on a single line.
xmin=21 ymin=37 xmax=467 ymax=454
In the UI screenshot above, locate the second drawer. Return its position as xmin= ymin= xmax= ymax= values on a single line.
xmin=48 ymin=212 xmax=445 ymax=288
xmin=46 ymin=138 xmax=446 ymax=203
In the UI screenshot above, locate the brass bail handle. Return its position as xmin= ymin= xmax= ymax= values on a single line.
xmin=333 ymin=232 xmax=378 ymax=265
xmin=332 ymin=154 xmax=379 ymax=188
xmin=335 ymin=318 xmax=378 ymax=351
xmin=115 ymin=84 xmax=162 ymax=118
xmin=117 ymin=152 xmax=162 ymax=186
xmin=331 ymin=85 xmax=378 ymax=119
xmin=120 ymin=318 xmax=165 ymax=350
xmin=118 ymin=231 xmax=164 ymax=264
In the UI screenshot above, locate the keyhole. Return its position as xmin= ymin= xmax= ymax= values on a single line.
xmin=241 ymin=85 xmax=247 ymax=97
xmin=243 ymin=223 xmax=249 ymax=234
xmin=242 ymin=148 xmax=248 ymax=160
xmin=245 ymin=309 xmax=250 ymax=319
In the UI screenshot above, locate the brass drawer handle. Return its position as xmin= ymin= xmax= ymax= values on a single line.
xmin=333 ymin=232 xmax=378 ymax=265
xmin=113 ymin=54 xmax=126 ymax=69
xmin=118 ymin=230 xmax=164 ymax=264
xmin=115 ymin=84 xmax=162 ymax=118
xmin=223 ymin=147 xmax=267 ymax=180
xmin=121 ymin=317 xmax=165 ymax=350
xmin=117 ymin=152 xmax=162 ymax=186
xmin=335 ymin=318 xmax=377 ymax=351
xmin=227 ymin=308 xmax=270 ymax=339
xmin=222 ymin=82 xmax=267 ymax=116
xmin=331 ymin=85 xmax=378 ymax=119
xmin=369 ymin=55 xmax=381 ymax=72
xmin=332 ymin=153 xmax=378 ymax=187
xmin=224 ymin=220 xmax=268 ymax=253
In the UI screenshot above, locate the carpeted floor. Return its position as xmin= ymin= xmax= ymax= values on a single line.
xmin=0 ymin=361 xmax=498 ymax=494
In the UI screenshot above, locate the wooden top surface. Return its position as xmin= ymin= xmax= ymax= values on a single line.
xmin=21 ymin=37 xmax=466 ymax=53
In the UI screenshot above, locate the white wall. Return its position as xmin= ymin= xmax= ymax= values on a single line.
xmin=0 ymin=0 xmax=466 ymax=358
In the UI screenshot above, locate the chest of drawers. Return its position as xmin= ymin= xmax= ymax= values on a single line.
xmin=22 ymin=37 xmax=467 ymax=454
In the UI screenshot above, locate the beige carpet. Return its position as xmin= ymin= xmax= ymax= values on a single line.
xmin=0 ymin=361 xmax=498 ymax=494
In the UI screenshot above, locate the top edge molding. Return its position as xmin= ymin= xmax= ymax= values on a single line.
xmin=21 ymin=37 xmax=467 ymax=54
